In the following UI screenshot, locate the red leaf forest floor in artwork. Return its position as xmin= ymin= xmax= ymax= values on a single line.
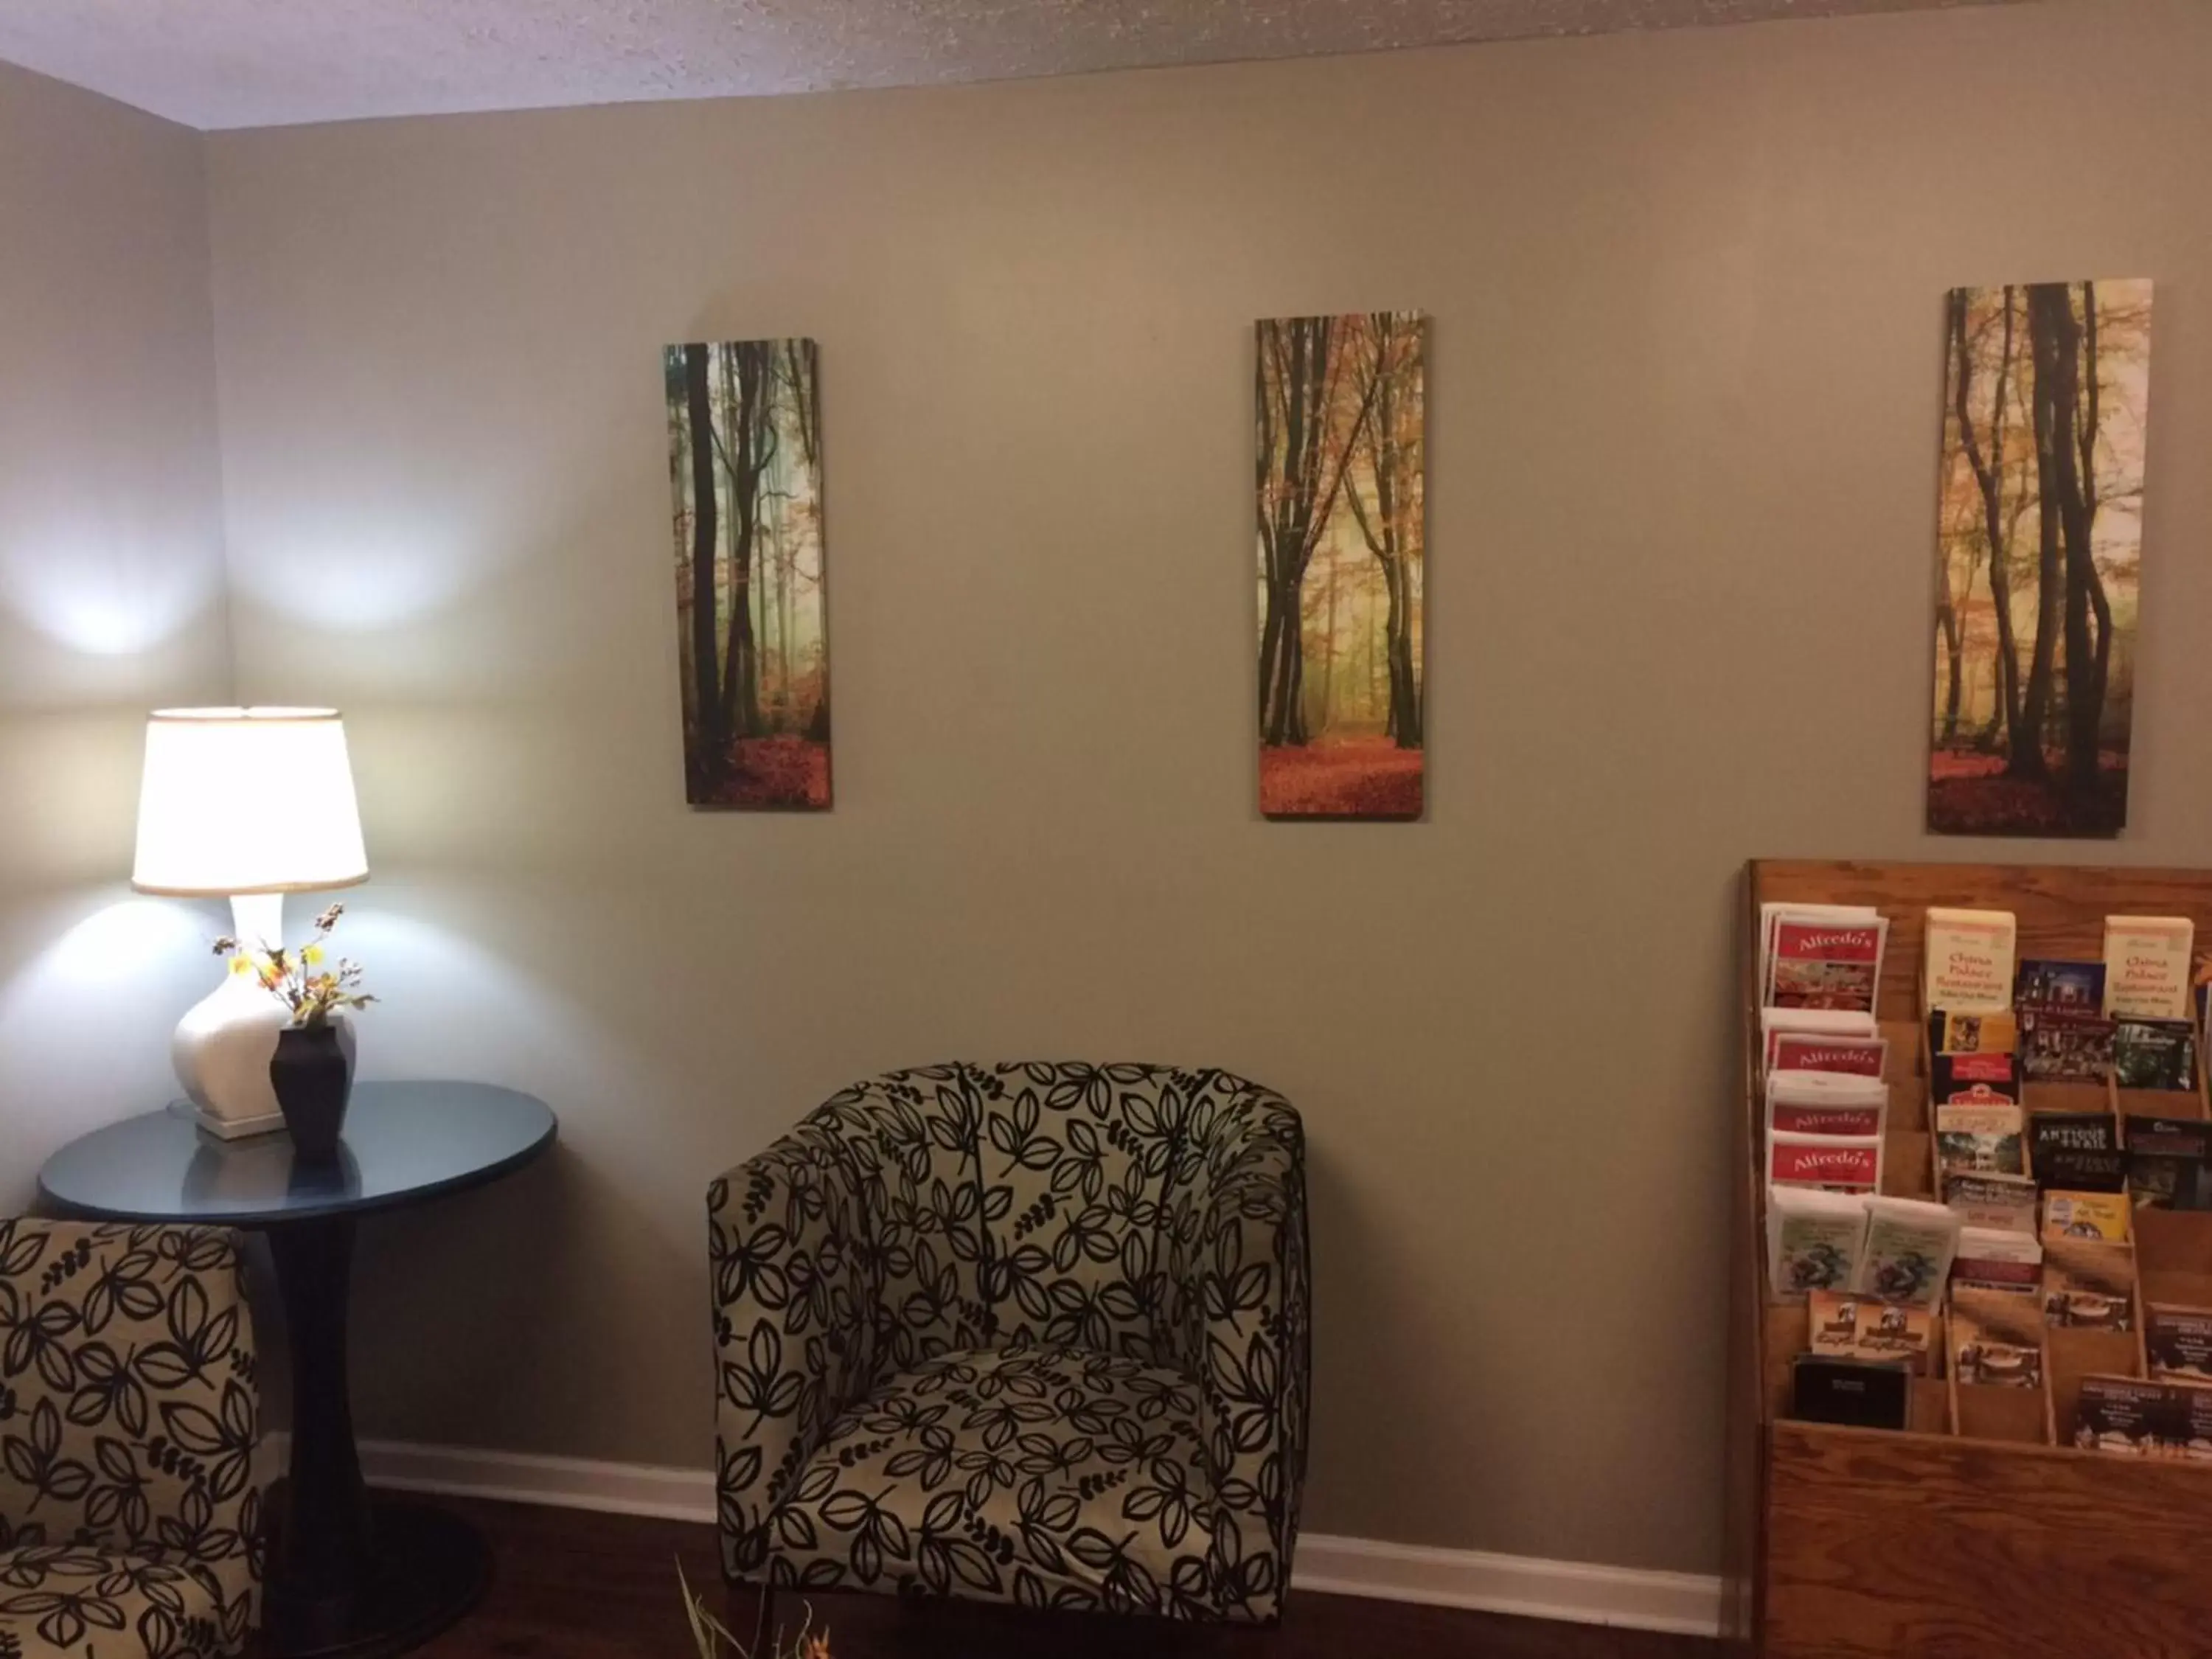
xmin=1927 ymin=748 xmax=2126 ymax=837
xmin=692 ymin=736 xmax=830 ymax=810
xmin=1260 ymin=738 xmax=1423 ymax=820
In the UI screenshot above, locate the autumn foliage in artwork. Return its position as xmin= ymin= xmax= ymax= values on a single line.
xmin=1929 ymin=281 xmax=2152 ymax=838
xmin=668 ymin=339 xmax=831 ymax=809
xmin=1256 ymin=313 xmax=1425 ymax=819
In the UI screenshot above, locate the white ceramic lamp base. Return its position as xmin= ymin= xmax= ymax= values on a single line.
xmin=175 ymin=894 xmax=289 ymax=1138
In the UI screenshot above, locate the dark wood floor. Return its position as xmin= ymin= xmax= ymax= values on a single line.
xmin=408 ymin=1500 xmax=1718 ymax=1659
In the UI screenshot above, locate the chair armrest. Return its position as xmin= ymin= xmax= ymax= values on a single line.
xmin=1190 ymin=1107 xmax=1311 ymax=1624
xmin=0 ymin=1219 xmax=260 ymax=1645
xmin=708 ymin=1119 xmax=878 ymax=1578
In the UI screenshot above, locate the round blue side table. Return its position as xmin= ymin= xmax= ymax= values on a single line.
xmin=39 ymin=1080 xmax=557 ymax=1658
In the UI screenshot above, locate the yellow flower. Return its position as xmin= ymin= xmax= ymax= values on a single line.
xmin=229 ymin=955 xmax=253 ymax=977
xmin=304 ymin=945 xmax=326 ymax=966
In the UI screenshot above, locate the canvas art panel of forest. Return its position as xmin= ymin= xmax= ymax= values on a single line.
xmin=1256 ymin=312 xmax=1426 ymax=820
xmin=1929 ymin=279 xmax=2153 ymax=838
xmin=666 ymin=338 xmax=830 ymax=809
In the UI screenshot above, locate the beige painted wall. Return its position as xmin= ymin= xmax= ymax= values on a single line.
xmin=0 ymin=63 xmax=231 ymax=1205
xmin=192 ymin=0 xmax=2212 ymax=1573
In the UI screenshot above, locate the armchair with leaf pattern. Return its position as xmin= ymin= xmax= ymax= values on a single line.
xmin=708 ymin=1062 xmax=1310 ymax=1623
xmin=0 ymin=1220 xmax=260 ymax=1659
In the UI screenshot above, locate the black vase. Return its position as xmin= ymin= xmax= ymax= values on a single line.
xmin=270 ymin=1024 xmax=352 ymax=1163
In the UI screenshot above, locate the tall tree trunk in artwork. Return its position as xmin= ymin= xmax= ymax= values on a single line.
xmin=717 ymin=343 xmax=775 ymax=742
xmin=1369 ymin=318 xmax=1409 ymax=749
xmin=1319 ymin=550 xmax=1338 ymax=733
xmin=785 ymin=338 xmax=820 ymax=473
xmin=2017 ymin=286 xmax=2069 ymax=782
xmin=2076 ymin=285 xmax=2114 ymax=778
xmin=1980 ymin=478 xmax=2033 ymax=751
xmin=669 ymin=370 xmax=695 ymax=738
xmin=2038 ymin=283 xmax=2105 ymax=797
xmin=1950 ymin=289 xmax=2024 ymax=769
xmin=1256 ymin=317 xmax=1377 ymax=748
xmin=1390 ymin=594 xmax=1419 ymax=749
xmin=1256 ymin=335 xmax=1287 ymax=739
xmin=1290 ymin=619 xmax=1309 ymax=744
xmin=1258 ymin=320 xmax=1329 ymax=746
xmin=1339 ymin=314 xmax=1422 ymax=750
xmin=716 ymin=344 xmax=745 ymax=745
xmin=783 ymin=338 xmax=824 ymax=740
xmin=762 ymin=507 xmax=782 ymax=725
xmin=1382 ymin=564 xmax=1405 ymax=742
xmin=1935 ymin=550 xmax=1964 ymax=745
xmin=778 ymin=519 xmax=796 ymax=722
xmin=684 ymin=345 xmax=725 ymax=782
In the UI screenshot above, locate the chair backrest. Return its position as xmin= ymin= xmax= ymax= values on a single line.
xmin=809 ymin=1062 xmax=1293 ymax=1368
xmin=812 ymin=1065 xmax=1001 ymax=1372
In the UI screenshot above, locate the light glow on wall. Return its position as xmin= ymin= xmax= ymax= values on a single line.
xmin=0 ymin=523 xmax=225 ymax=658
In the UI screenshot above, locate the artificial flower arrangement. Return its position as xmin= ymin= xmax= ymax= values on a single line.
xmin=680 ymin=1566 xmax=830 ymax=1659
xmin=213 ymin=902 xmax=377 ymax=1027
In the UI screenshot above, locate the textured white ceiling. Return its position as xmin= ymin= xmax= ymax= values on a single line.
xmin=0 ymin=0 xmax=2028 ymax=131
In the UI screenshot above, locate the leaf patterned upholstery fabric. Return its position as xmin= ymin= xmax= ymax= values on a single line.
xmin=709 ymin=1062 xmax=1310 ymax=1623
xmin=0 ymin=1222 xmax=259 ymax=1659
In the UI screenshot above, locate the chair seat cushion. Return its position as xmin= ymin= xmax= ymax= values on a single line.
xmin=771 ymin=1344 xmax=1217 ymax=1618
xmin=0 ymin=1543 xmax=226 ymax=1659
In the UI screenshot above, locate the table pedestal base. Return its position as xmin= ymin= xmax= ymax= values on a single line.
xmin=265 ymin=1492 xmax=491 ymax=1659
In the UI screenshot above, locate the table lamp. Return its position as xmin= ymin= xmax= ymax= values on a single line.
xmin=131 ymin=708 xmax=369 ymax=1137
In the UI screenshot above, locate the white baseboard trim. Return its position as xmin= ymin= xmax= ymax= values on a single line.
xmin=355 ymin=1437 xmax=716 ymax=1523
xmin=330 ymin=1439 xmax=1721 ymax=1638
xmin=1288 ymin=1533 xmax=1721 ymax=1636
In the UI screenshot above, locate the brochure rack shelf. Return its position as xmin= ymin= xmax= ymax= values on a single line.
xmin=1725 ymin=860 xmax=2212 ymax=1658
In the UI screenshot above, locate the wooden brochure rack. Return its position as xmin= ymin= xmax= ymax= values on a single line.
xmin=1725 ymin=860 xmax=2212 ymax=1658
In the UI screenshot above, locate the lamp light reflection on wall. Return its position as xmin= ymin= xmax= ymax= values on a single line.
xmin=132 ymin=708 xmax=369 ymax=1136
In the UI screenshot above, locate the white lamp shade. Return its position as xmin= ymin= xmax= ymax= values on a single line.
xmin=131 ymin=707 xmax=369 ymax=896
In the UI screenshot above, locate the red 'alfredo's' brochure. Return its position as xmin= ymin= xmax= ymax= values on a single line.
xmin=1768 ymin=1032 xmax=1889 ymax=1077
xmin=1767 ymin=1071 xmax=1888 ymax=1139
xmin=1766 ymin=916 xmax=1890 ymax=1014
xmin=1769 ymin=1134 xmax=1882 ymax=1193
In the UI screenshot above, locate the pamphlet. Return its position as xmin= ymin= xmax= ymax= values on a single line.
xmin=1767 ymin=914 xmax=1889 ymax=1014
xmin=1952 ymin=1287 xmax=2046 ymax=1386
xmin=1768 ymin=1032 xmax=1889 ymax=1078
xmin=1935 ymin=1102 xmax=2025 ymax=1178
xmin=1924 ymin=908 xmax=2017 ymax=1014
xmin=1767 ymin=1186 xmax=1869 ymax=1301
xmin=1768 ymin=1133 xmax=1882 ymax=1193
xmin=1807 ymin=1289 xmax=1935 ymax=1371
xmin=1930 ymin=1050 xmax=2020 ymax=1106
xmin=2126 ymin=1116 xmax=2212 ymax=1212
xmin=2042 ymin=1236 xmax=2136 ymax=1331
xmin=2146 ymin=1304 xmax=2212 ymax=1382
xmin=1942 ymin=1171 xmax=2039 ymax=1233
xmin=2104 ymin=916 xmax=2195 ymax=1022
xmin=2019 ymin=1006 xmax=2116 ymax=1085
xmin=2073 ymin=1375 xmax=2194 ymax=1456
xmin=1852 ymin=1196 xmax=1960 ymax=1307
xmin=2041 ymin=1189 xmax=2132 ymax=1244
xmin=2112 ymin=1018 xmax=2198 ymax=1092
xmin=2029 ymin=1111 xmax=2126 ymax=1192
xmin=1767 ymin=1071 xmax=1888 ymax=1139
xmin=1952 ymin=1226 xmax=2043 ymax=1295
xmin=1930 ymin=1007 xmax=2019 ymax=1058
xmin=2017 ymin=959 xmax=2106 ymax=1012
